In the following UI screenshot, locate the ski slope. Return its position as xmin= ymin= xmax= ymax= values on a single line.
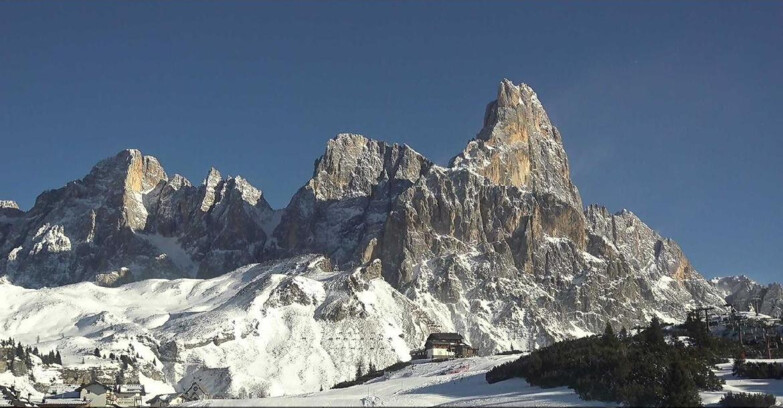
xmin=181 ymin=355 xmax=602 ymax=407
xmin=184 ymin=356 xmax=783 ymax=407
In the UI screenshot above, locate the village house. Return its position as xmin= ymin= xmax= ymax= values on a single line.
xmin=181 ymin=382 xmax=210 ymax=401
xmin=39 ymin=382 xmax=147 ymax=408
xmin=0 ymin=385 xmax=36 ymax=407
xmin=40 ymin=384 xmax=87 ymax=408
xmin=76 ymin=382 xmax=110 ymax=407
xmin=411 ymin=333 xmax=478 ymax=360
xmin=147 ymin=393 xmax=184 ymax=407
xmin=38 ymin=398 xmax=89 ymax=408
xmin=112 ymin=384 xmax=145 ymax=407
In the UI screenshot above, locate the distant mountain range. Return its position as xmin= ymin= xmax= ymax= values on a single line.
xmin=0 ymin=79 xmax=776 ymax=397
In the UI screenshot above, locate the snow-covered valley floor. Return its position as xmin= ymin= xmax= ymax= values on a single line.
xmin=184 ymin=357 xmax=783 ymax=407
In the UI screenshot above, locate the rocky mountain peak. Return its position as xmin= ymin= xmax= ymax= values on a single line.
xmin=76 ymin=149 xmax=168 ymax=230
xmin=201 ymin=167 xmax=223 ymax=211
xmin=224 ymin=175 xmax=270 ymax=210
xmin=450 ymin=80 xmax=582 ymax=210
xmin=492 ymin=79 xmax=546 ymax=120
xmin=0 ymin=80 xmax=738 ymax=376
xmin=0 ymin=201 xmax=19 ymax=210
xmin=0 ymin=200 xmax=22 ymax=218
xmin=308 ymin=133 xmax=430 ymax=201
xmin=88 ymin=149 xmax=168 ymax=192
xmin=167 ymin=173 xmax=192 ymax=190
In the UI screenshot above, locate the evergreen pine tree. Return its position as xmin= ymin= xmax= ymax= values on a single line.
xmin=602 ymin=323 xmax=620 ymax=349
xmin=663 ymin=360 xmax=701 ymax=407
xmin=644 ymin=317 xmax=665 ymax=347
xmin=732 ymin=350 xmax=747 ymax=376
xmin=55 ymin=351 xmax=62 ymax=365
xmin=603 ymin=322 xmax=615 ymax=338
xmin=93 ymin=348 xmax=100 ymax=357
xmin=619 ymin=326 xmax=628 ymax=340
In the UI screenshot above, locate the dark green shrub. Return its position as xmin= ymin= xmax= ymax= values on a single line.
xmin=486 ymin=318 xmax=726 ymax=407
xmin=733 ymin=361 xmax=783 ymax=379
xmin=719 ymin=391 xmax=776 ymax=408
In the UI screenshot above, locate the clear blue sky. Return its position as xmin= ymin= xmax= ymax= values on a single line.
xmin=1 ymin=2 xmax=781 ymax=283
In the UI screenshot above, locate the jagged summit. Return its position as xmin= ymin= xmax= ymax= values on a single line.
xmin=0 ymin=200 xmax=22 ymax=218
xmin=450 ymin=80 xmax=582 ymax=210
xmin=0 ymin=148 xmax=275 ymax=286
xmin=307 ymin=132 xmax=431 ymax=201
xmin=0 ymin=200 xmax=19 ymax=209
xmin=168 ymin=173 xmax=192 ymax=190
xmin=88 ymin=148 xmax=168 ymax=190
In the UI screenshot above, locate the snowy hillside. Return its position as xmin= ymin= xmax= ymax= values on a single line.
xmin=0 ymin=255 xmax=433 ymax=398
xmin=181 ymin=355 xmax=601 ymax=407
xmin=182 ymin=356 xmax=783 ymax=407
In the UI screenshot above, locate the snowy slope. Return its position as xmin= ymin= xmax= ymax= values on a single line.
xmin=182 ymin=356 xmax=783 ymax=407
xmin=0 ymin=255 xmax=432 ymax=398
xmin=181 ymin=355 xmax=602 ymax=407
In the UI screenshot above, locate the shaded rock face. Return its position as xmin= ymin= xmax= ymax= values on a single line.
xmin=0 ymin=79 xmax=729 ymax=353
xmin=272 ymin=133 xmax=431 ymax=267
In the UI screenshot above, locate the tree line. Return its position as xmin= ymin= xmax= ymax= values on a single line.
xmin=2 ymin=337 xmax=62 ymax=366
xmin=486 ymin=317 xmax=724 ymax=407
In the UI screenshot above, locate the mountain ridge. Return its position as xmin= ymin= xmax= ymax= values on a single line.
xmin=0 ymin=79 xmax=769 ymax=397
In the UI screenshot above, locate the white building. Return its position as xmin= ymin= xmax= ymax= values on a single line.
xmin=77 ymin=383 xmax=110 ymax=407
xmin=113 ymin=384 xmax=145 ymax=407
xmin=148 ymin=393 xmax=184 ymax=407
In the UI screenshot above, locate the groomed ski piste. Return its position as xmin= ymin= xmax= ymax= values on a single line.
xmin=182 ymin=356 xmax=783 ymax=407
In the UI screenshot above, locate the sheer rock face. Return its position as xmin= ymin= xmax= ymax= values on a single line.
xmin=450 ymin=79 xmax=583 ymax=210
xmin=272 ymin=133 xmax=431 ymax=267
xmin=0 ymin=80 xmax=732 ymax=354
xmin=0 ymin=150 xmax=275 ymax=287
xmin=268 ymin=81 xmax=725 ymax=350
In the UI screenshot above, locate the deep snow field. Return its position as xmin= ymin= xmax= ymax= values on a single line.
xmin=182 ymin=356 xmax=783 ymax=407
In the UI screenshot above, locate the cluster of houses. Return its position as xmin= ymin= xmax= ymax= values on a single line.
xmin=3 ymin=333 xmax=477 ymax=407
xmin=0 ymin=382 xmax=209 ymax=408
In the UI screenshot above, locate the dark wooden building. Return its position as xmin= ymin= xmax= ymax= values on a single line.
xmin=412 ymin=333 xmax=478 ymax=360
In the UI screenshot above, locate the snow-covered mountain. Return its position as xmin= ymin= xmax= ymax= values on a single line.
xmin=711 ymin=275 xmax=783 ymax=317
xmin=0 ymin=79 xmax=753 ymax=397
xmin=0 ymin=150 xmax=277 ymax=286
